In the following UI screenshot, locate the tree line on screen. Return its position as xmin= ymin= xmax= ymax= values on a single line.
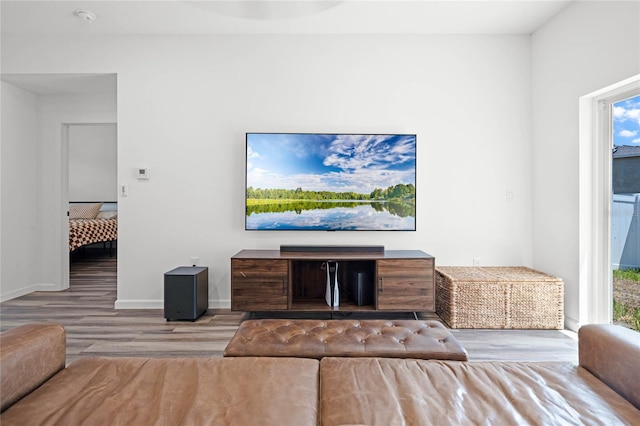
xmin=246 ymin=183 xmax=415 ymax=204
xmin=246 ymin=199 xmax=415 ymax=218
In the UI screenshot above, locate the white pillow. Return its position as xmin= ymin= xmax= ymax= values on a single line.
xmin=69 ymin=203 xmax=103 ymax=219
xmin=96 ymin=210 xmax=118 ymax=220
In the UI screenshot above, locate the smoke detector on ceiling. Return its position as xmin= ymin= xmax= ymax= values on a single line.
xmin=74 ymin=9 xmax=96 ymax=22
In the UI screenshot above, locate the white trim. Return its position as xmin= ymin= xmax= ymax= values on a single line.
xmin=579 ymin=74 xmax=640 ymax=326
xmin=61 ymin=124 xmax=70 ymax=291
xmin=114 ymin=298 xmax=231 ymax=310
xmin=0 ymin=283 xmax=58 ymax=303
xmin=564 ymin=316 xmax=580 ymax=332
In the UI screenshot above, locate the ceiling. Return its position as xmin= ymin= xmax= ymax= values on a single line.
xmin=1 ymin=74 xmax=116 ymax=95
xmin=1 ymin=1 xmax=574 ymax=95
xmin=1 ymin=1 xmax=573 ymax=36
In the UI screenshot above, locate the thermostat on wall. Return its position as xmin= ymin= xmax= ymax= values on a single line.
xmin=136 ymin=168 xmax=150 ymax=180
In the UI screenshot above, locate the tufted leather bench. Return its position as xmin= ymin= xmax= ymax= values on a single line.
xmin=223 ymin=319 xmax=468 ymax=361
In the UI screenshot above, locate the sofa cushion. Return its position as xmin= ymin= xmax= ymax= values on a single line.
xmin=1 ymin=356 xmax=319 ymax=426
xmin=224 ymin=319 xmax=468 ymax=360
xmin=319 ymin=357 xmax=640 ymax=426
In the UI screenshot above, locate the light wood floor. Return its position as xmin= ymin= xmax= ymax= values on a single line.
xmin=0 ymin=251 xmax=578 ymax=365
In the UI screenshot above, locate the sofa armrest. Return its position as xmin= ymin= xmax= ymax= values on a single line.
xmin=579 ymin=323 xmax=640 ymax=410
xmin=0 ymin=323 xmax=66 ymax=412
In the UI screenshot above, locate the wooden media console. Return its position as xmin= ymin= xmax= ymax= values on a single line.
xmin=230 ymin=249 xmax=435 ymax=315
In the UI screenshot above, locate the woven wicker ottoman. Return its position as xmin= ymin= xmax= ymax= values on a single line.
xmin=224 ymin=319 xmax=468 ymax=361
xmin=436 ymin=267 xmax=564 ymax=329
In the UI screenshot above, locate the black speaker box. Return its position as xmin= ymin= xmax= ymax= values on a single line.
xmin=348 ymin=270 xmax=374 ymax=306
xmin=280 ymin=245 xmax=384 ymax=253
xmin=164 ymin=266 xmax=208 ymax=321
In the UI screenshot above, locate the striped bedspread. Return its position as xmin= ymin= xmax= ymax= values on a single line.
xmin=69 ymin=218 xmax=118 ymax=252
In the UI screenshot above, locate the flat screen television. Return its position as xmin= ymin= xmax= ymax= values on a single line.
xmin=245 ymin=133 xmax=416 ymax=231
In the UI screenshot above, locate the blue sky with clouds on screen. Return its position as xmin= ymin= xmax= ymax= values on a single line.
xmin=614 ymin=95 xmax=640 ymax=146
xmin=246 ymin=134 xmax=416 ymax=194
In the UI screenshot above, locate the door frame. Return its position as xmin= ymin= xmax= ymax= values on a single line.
xmin=579 ymin=74 xmax=640 ymax=326
xmin=62 ymin=122 xmax=118 ymax=290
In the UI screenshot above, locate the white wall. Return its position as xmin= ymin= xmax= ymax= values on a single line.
xmin=531 ymin=1 xmax=640 ymax=329
xmin=69 ymin=124 xmax=118 ymax=202
xmin=0 ymin=82 xmax=42 ymax=301
xmin=1 ymin=34 xmax=533 ymax=308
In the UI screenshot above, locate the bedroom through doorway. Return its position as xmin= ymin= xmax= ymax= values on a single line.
xmin=66 ymin=123 xmax=118 ymax=265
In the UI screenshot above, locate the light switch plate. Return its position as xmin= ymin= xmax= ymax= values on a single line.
xmin=137 ymin=168 xmax=149 ymax=180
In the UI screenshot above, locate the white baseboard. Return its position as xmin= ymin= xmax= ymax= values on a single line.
xmin=0 ymin=283 xmax=58 ymax=303
xmin=564 ymin=316 xmax=580 ymax=332
xmin=114 ymin=299 xmax=231 ymax=310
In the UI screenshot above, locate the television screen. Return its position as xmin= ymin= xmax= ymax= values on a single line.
xmin=245 ymin=133 xmax=416 ymax=231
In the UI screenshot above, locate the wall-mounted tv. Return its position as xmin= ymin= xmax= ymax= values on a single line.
xmin=245 ymin=133 xmax=416 ymax=231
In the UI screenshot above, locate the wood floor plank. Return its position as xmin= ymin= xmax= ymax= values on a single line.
xmin=0 ymin=251 xmax=578 ymax=364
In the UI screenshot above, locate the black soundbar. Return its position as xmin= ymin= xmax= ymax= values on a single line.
xmin=280 ymin=245 xmax=384 ymax=253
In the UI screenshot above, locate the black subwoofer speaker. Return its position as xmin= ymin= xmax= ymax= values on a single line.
xmin=164 ymin=266 xmax=208 ymax=321
xmin=348 ymin=270 xmax=374 ymax=306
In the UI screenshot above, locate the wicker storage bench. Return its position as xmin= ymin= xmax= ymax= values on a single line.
xmin=435 ymin=267 xmax=564 ymax=329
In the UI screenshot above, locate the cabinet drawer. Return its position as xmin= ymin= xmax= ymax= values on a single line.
xmin=377 ymin=258 xmax=435 ymax=311
xmin=231 ymin=279 xmax=288 ymax=311
xmin=377 ymin=277 xmax=434 ymax=311
xmin=377 ymin=259 xmax=433 ymax=278
xmin=232 ymin=259 xmax=288 ymax=279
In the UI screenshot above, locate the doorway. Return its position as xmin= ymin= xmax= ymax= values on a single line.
xmin=66 ymin=123 xmax=118 ymax=265
xmin=610 ymin=94 xmax=640 ymax=330
xmin=579 ymin=75 xmax=639 ymax=327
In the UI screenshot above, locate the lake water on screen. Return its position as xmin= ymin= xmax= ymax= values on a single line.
xmin=246 ymin=203 xmax=415 ymax=231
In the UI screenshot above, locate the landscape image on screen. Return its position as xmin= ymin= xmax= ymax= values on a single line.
xmin=246 ymin=133 xmax=416 ymax=231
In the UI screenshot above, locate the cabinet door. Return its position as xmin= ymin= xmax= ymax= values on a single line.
xmin=377 ymin=259 xmax=434 ymax=311
xmin=231 ymin=259 xmax=288 ymax=311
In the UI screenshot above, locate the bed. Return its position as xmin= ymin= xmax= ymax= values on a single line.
xmin=69 ymin=202 xmax=118 ymax=252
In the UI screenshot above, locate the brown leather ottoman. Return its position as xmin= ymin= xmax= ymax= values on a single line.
xmin=223 ymin=319 xmax=468 ymax=361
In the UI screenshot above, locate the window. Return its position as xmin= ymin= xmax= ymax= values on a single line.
xmin=578 ymin=76 xmax=638 ymax=329
xmin=611 ymin=94 xmax=640 ymax=330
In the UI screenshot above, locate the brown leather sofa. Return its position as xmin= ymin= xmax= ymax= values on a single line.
xmin=1 ymin=323 xmax=639 ymax=425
